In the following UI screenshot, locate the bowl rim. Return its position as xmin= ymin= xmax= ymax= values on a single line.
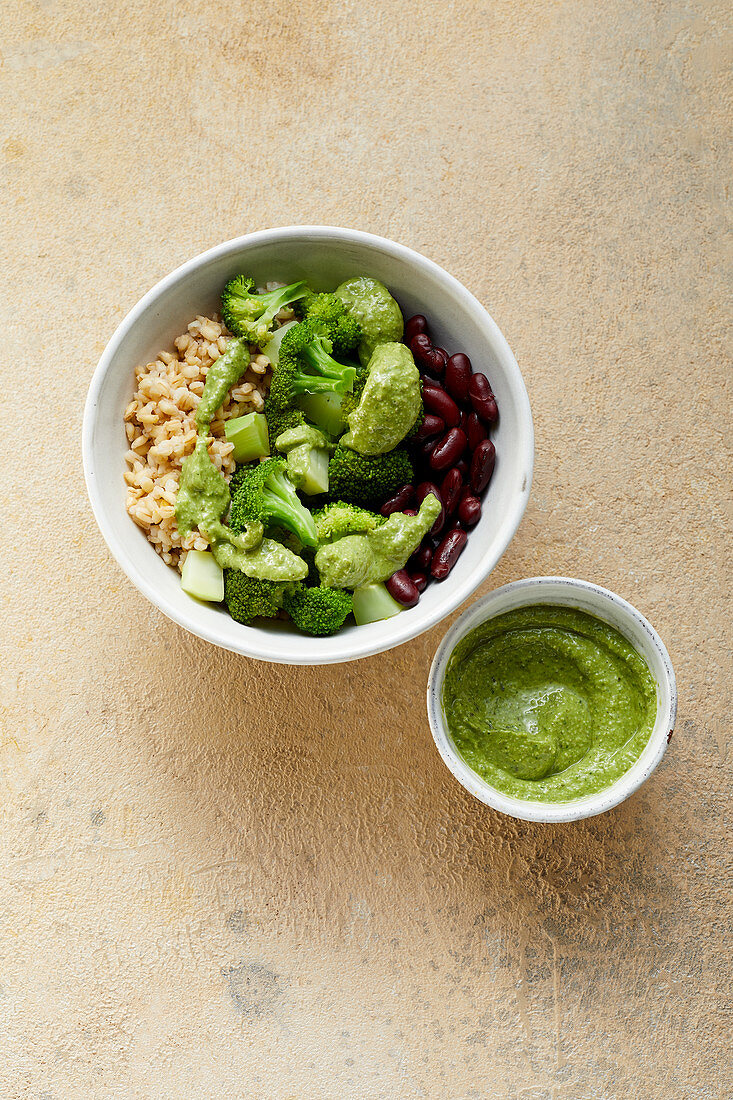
xmin=426 ymin=576 xmax=677 ymax=822
xmin=82 ymin=225 xmax=534 ymax=664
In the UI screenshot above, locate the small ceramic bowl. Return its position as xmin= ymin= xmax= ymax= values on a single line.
xmin=83 ymin=226 xmax=533 ymax=664
xmin=427 ymin=577 xmax=677 ymax=822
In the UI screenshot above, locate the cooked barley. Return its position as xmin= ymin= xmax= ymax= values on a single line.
xmin=123 ymin=314 xmax=271 ymax=570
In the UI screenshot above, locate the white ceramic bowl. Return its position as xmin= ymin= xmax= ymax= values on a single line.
xmin=83 ymin=227 xmax=533 ymax=664
xmin=427 ymin=578 xmax=677 ymax=822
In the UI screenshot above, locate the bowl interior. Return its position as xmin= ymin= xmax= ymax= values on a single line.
xmin=84 ymin=229 xmax=533 ymax=663
xmin=427 ymin=579 xmax=676 ymax=822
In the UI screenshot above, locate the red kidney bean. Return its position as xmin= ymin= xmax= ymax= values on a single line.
xmin=431 ymin=528 xmax=468 ymax=580
xmin=441 ymin=467 xmax=463 ymax=514
xmin=410 ymin=540 xmax=433 ymax=572
xmin=458 ymin=409 xmax=468 ymax=433
xmin=417 ymin=436 xmax=440 ymax=463
xmin=470 ymin=439 xmax=496 ymax=493
xmin=409 ymin=570 xmax=428 ymax=593
xmin=444 ymin=353 xmax=472 ymax=403
xmin=429 ymin=428 xmax=467 ymax=471
xmin=416 ymin=481 xmax=445 ymax=535
xmin=455 ymin=458 xmax=469 ymax=479
xmin=380 ymin=483 xmax=415 ymax=516
xmin=466 ymin=411 xmax=488 ymax=452
xmin=468 ymin=373 xmax=498 ymax=424
xmin=422 ymin=386 xmax=460 ymax=428
xmin=431 ymin=348 xmax=448 ymax=373
xmin=416 ymin=413 xmax=444 ymax=441
xmin=442 ymin=520 xmax=464 ymax=539
xmin=426 ymin=351 xmax=447 ymax=376
xmin=386 ymin=569 xmax=420 ymax=608
xmin=402 ymin=508 xmax=418 ymax=516
xmin=410 ymin=333 xmax=433 ymax=364
xmin=411 ymin=335 xmax=446 ymax=376
xmin=405 ymin=314 xmax=428 ymax=343
xmin=458 ymin=493 xmax=482 ymax=527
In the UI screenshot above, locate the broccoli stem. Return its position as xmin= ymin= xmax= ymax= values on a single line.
xmin=262 ymin=469 xmax=318 ymax=548
xmin=291 ymin=372 xmax=354 ymax=397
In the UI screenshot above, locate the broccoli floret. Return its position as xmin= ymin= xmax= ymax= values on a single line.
xmin=262 ymin=397 xmax=306 ymax=450
xmin=265 ymin=322 xmax=357 ymax=449
xmin=327 ymin=444 xmax=414 ymax=507
xmin=283 ymin=583 xmax=353 ymax=636
xmin=314 ymin=501 xmax=383 ymax=543
xmin=298 ymin=292 xmax=362 ymax=354
xmin=224 ymin=570 xmax=291 ymax=623
xmin=229 ymin=457 xmax=318 ymax=548
xmin=279 ymin=321 xmax=357 ymax=391
xmin=267 ymin=325 xmax=356 ymax=419
xmin=221 ymin=276 xmax=309 ymax=347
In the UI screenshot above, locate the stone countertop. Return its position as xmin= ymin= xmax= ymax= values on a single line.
xmin=1 ymin=1 xmax=730 ymax=1097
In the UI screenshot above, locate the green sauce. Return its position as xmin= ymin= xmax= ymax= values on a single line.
xmin=174 ymin=439 xmax=305 ymax=581
xmin=336 ymin=276 xmax=404 ymax=365
xmin=341 ymin=343 xmax=421 ymax=455
xmin=194 ymin=338 xmax=250 ymax=433
xmin=175 ymin=437 xmax=230 ymax=539
xmin=442 ymin=606 xmax=657 ymax=803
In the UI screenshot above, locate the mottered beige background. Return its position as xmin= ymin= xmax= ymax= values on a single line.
xmin=1 ymin=1 xmax=731 ymax=1097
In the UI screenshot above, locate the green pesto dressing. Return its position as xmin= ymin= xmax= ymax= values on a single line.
xmin=336 ymin=276 xmax=404 ymax=365
xmin=315 ymin=494 xmax=441 ymax=589
xmin=174 ymin=438 xmax=305 ymax=581
xmin=442 ymin=606 xmax=657 ymax=803
xmin=341 ymin=342 xmax=421 ymax=456
xmin=194 ymin=338 xmax=250 ymax=433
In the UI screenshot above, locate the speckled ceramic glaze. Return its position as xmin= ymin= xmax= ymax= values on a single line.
xmin=427 ymin=578 xmax=677 ymax=822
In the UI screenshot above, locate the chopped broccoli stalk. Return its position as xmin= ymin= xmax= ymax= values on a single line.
xmin=224 ymin=571 xmax=291 ymax=623
xmin=224 ymin=412 xmax=269 ymax=463
xmin=275 ymin=424 xmax=332 ymax=496
xmin=298 ymin=292 xmax=362 ymax=354
xmin=315 ymin=494 xmax=441 ymax=589
xmin=288 ymin=447 xmax=329 ymax=495
xmin=327 ymin=444 xmax=414 ymax=506
xmin=180 ymin=550 xmax=224 ymax=603
xmin=283 ymin=584 xmax=353 ymax=636
xmin=221 ymin=276 xmax=309 ymax=347
xmin=229 ymin=457 xmax=318 ymax=549
xmin=352 ymin=583 xmax=403 ymax=625
xmin=295 ymin=391 xmax=345 ymax=436
xmin=313 ymin=502 xmax=382 ymax=543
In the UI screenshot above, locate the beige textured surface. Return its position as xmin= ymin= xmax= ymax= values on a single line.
xmin=1 ymin=1 xmax=731 ymax=1097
